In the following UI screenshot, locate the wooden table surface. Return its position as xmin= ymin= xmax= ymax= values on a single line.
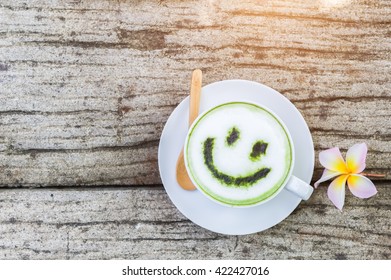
xmin=0 ymin=0 xmax=390 ymax=259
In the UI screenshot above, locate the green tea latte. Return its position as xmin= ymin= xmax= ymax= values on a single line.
xmin=185 ymin=102 xmax=293 ymax=207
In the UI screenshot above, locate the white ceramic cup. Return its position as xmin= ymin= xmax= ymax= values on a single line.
xmin=184 ymin=101 xmax=313 ymax=207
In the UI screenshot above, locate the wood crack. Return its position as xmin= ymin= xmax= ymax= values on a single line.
xmin=6 ymin=140 xmax=160 ymax=155
xmin=228 ymin=10 xmax=391 ymax=25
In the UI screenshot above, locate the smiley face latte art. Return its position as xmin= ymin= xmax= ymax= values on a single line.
xmin=185 ymin=102 xmax=293 ymax=206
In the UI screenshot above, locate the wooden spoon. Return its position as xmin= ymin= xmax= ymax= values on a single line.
xmin=176 ymin=69 xmax=202 ymax=190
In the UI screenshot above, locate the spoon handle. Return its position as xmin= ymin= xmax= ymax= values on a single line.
xmin=175 ymin=69 xmax=202 ymax=191
xmin=189 ymin=69 xmax=202 ymax=126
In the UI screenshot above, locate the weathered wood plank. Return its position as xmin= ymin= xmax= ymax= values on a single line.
xmin=0 ymin=183 xmax=389 ymax=259
xmin=0 ymin=0 xmax=390 ymax=186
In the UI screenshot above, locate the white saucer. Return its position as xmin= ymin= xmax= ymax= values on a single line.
xmin=158 ymin=80 xmax=314 ymax=235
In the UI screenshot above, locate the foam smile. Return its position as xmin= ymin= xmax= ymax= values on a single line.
xmin=203 ymin=137 xmax=271 ymax=188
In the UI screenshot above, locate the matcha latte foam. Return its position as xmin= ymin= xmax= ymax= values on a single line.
xmin=185 ymin=102 xmax=293 ymax=207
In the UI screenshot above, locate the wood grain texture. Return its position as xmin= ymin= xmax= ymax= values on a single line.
xmin=0 ymin=183 xmax=389 ymax=259
xmin=1 ymin=0 xmax=391 ymax=186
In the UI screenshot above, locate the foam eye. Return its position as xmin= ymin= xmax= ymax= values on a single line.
xmin=250 ymin=141 xmax=268 ymax=160
xmin=226 ymin=127 xmax=240 ymax=146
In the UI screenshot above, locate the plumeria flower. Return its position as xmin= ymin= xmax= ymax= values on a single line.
xmin=314 ymin=143 xmax=378 ymax=210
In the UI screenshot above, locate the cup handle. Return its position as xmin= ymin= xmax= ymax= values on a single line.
xmin=285 ymin=176 xmax=314 ymax=200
